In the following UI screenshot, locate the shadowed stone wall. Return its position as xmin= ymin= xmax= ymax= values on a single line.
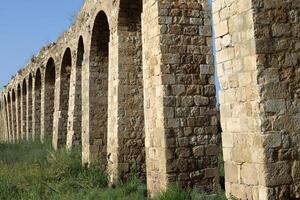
xmin=0 ymin=0 xmax=299 ymax=199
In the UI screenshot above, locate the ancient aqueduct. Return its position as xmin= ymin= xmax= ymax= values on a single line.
xmin=0 ymin=0 xmax=299 ymax=199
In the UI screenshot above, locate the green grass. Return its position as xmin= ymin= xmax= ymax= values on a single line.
xmin=0 ymin=140 xmax=226 ymax=200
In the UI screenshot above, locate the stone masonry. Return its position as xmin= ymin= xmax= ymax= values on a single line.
xmin=0 ymin=0 xmax=299 ymax=199
xmin=213 ymin=0 xmax=300 ymax=199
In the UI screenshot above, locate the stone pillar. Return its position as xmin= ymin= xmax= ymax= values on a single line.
xmin=2 ymin=95 xmax=9 ymax=142
xmin=41 ymin=71 xmax=46 ymax=141
xmin=67 ymin=44 xmax=83 ymax=150
xmin=11 ymin=92 xmax=16 ymax=142
xmin=16 ymin=87 xmax=21 ymax=141
xmin=53 ymin=66 xmax=64 ymax=150
xmin=81 ymin=45 xmax=90 ymax=164
xmin=73 ymin=41 xmax=83 ymax=148
xmin=66 ymin=58 xmax=77 ymax=149
xmin=20 ymin=86 xmax=24 ymax=140
xmin=32 ymin=76 xmax=36 ymax=141
xmin=53 ymin=50 xmax=72 ymax=150
xmin=6 ymin=95 xmax=12 ymax=142
xmin=107 ymin=26 xmax=119 ymax=182
xmin=213 ymin=0 xmax=300 ymax=199
xmin=143 ymin=0 xmax=218 ymax=195
xmin=0 ymin=96 xmax=4 ymax=141
xmin=213 ymin=0 xmax=263 ymax=198
xmin=3 ymin=95 xmax=8 ymax=142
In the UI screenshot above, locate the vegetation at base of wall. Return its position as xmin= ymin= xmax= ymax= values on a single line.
xmin=0 ymin=139 xmax=226 ymax=200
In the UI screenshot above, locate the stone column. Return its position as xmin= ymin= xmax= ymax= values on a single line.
xmin=0 ymin=96 xmax=4 ymax=141
xmin=6 ymin=95 xmax=12 ymax=142
xmin=143 ymin=0 xmax=218 ymax=195
xmin=66 ymin=59 xmax=76 ymax=149
xmin=213 ymin=0 xmax=300 ymax=199
xmin=17 ymin=88 xmax=22 ymax=141
xmin=2 ymin=95 xmax=9 ymax=142
xmin=81 ymin=44 xmax=90 ymax=164
xmin=66 ymin=50 xmax=82 ymax=149
xmin=32 ymin=77 xmax=36 ymax=141
xmin=107 ymin=25 xmax=119 ymax=183
xmin=11 ymin=92 xmax=16 ymax=142
xmin=20 ymin=86 xmax=24 ymax=140
xmin=40 ymin=71 xmax=46 ymax=141
xmin=53 ymin=67 xmax=62 ymax=150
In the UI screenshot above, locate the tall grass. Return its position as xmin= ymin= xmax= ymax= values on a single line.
xmin=0 ymin=140 xmax=226 ymax=200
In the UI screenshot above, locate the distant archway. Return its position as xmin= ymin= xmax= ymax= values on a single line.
xmin=44 ymin=58 xmax=56 ymax=139
xmin=112 ymin=0 xmax=145 ymax=181
xmin=57 ymin=48 xmax=72 ymax=148
xmin=22 ymin=79 xmax=27 ymax=138
xmin=28 ymin=74 xmax=33 ymax=140
xmin=34 ymin=68 xmax=42 ymax=140
xmin=4 ymin=95 xmax=10 ymax=141
xmin=86 ymin=11 xmax=109 ymax=163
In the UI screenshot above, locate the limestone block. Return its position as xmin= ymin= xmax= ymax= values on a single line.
xmin=241 ymin=163 xmax=258 ymax=185
xmin=214 ymin=20 xmax=228 ymax=38
xmin=225 ymin=162 xmax=239 ymax=183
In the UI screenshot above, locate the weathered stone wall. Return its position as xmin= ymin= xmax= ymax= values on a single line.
xmin=254 ymin=1 xmax=300 ymax=199
xmin=1 ymin=0 xmax=299 ymax=199
xmin=143 ymin=0 xmax=218 ymax=194
xmin=213 ymin=0 xmax=300 ymax=199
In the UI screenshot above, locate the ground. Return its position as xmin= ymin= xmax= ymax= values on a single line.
xmin=0 ymin=139 xmax=226 ymax=200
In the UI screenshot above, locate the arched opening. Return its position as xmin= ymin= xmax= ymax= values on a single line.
xmin=115 ymin=0 xmax=145 ymax=181
xmin=28 ymin=74 xmax=33 ymax=140
xmin=22 ymin=79 xmax=27 ymax=139
xmin=4 ymin=95 xmax=9 ymax=141
xmin=44 ymin=58 xmax=56 ymax=139
xmin=57 ymin=48 xmax=72 ymax=148
xmin=17 ymin=84 xmax=21 ymax=140
xmin=11 ymin=90 xmax=16 ymax=142
xmin=34 ymin=68 xmax=42 ymax=140
xmin=88 ymin=11 xmax=109 ymax=162
xmin=68 ymin=36 xmax=84 ymax=148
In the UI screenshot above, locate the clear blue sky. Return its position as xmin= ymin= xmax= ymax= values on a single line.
xmin=0 ymin=0 xmax=219 ymax=100
xmin=0 ymin=0 xmax=83 ymax=89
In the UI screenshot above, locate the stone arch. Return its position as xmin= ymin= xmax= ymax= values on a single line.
xmin=108 ymin=0 xmax=145 ymax=182
xmin=27 ymin=73 xmax=33 ymax=140
xmin=22 ymin=79 xmax=27 ymax=139
xmin=84 ymin=11 xmax=109 ymax=163
xmin=44 ymin=58 xmax=56 ymax=139
xmin=17 ymin=84 xmax=21 ymax=140
xmin=34 ymin=68 xmax=42 ymax=141
xmin=11 ymin=89 xmax=16 ymax=142
xmin=56 ymin=48 xmax=72 ymax=148
xmin=67 ymin=36 xmax=84 ymax=149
